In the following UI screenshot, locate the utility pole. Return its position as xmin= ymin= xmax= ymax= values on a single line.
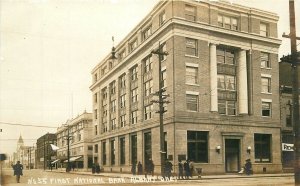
xmin=151 ymin=42 xmax=169 ymax=178
xmin=43 ymin=135 xmax=45 ymax=170
xmin=64 ymin=124 xmax=72 ymax=172
xmin=280 ymin=0 xmax=300 ymax=184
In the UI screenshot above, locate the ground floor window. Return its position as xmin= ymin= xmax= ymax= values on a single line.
xmin=144 ymin=132 xmax=152 ymax=162
xmin=120 ymin=137 xmax=125 ymax=165
xmin=131 ymin=135 xmax=137 ymax=164
xmin=254 ymin=133 xmax=271 ymax=163
xmin=187 ymin=131 xmax=208 ymax=163
xmin=102 ymin=141 xmax=106 ymax=165
xmin=110 ymin=139 xmax=115 ymax=165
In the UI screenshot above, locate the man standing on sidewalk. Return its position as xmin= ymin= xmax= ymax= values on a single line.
xmin=11 ymin=161 xmax=23 ymax=183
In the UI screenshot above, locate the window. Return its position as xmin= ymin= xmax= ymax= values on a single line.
xmin=119 ymin=74 xmax=126 ymax=88
xmin=186 ymin=94 xmax=198 ymax=111
xmin=261 ymin=77 xmax=271 ymax=93
xmin=131 ymin=110 xmax=138 ymax=124
xmin=217 ymin=47 xmax=235 ymax=65
xmin=187 ymin=131 xmax=208 ymax=163
xmin=94 ymin=93 xmax=98 ymax=103
xmin=120 ymin=137 xmax=126 ymax=165
xmin=131 ymin=135 xmax=137 ymax=164
xmin=159 ymin=11 xmax=166 ymax=26
xmin=131 ymin=65 xmax=138 ymax=81
xmin=260 ymin=52 xmax=270 ymax=68
xmin=144 ymin=55 xmax=152 ymax=73
xmin=102 ymin=122 xmax=108 ymax=133
xmin=110 ymin=140 xmax=115 ymax=165
xmin=260 ymin=23 xmax=268 ymax=37
xmin=262 ymin=101 xmax=271 ymax=117
xmin=94 ymin=144 xmax=98 ymax=153
xmin=144 ymin=80 xmax=153 ymax=97
xmin=144 ymin=104 xmax=153 ymax=120
xmin=162 ymin=70 xmax=167 ymax=88
xmin=218 ymin=15 xmax=238 ymax=30
xmin=255 ymin=134 xmax=271 ymax=163
xmin=120 ymin=115 xmax=126 ymax=128
xmin=102 ymin=141 xmax=106 ymax=165
xmin=286 ymin=103 xmax=292 ymax=127
xmin=101 ymin=66 xmax=107 ymax=75
xmin=95 ymin=125 xmax=98 ymax=135
xmin=111 ymin=118 xmax=116 ymax=130
xmin=94 ymin=73 xmax=98 ymax=83
xmin=129 ymin=39 xmax=138 ymax=52
xmin=142 ymin=26 xmax=152 ymax=41
xmin=217 ymin=75 xmax=236 ymax=90
xmin=131 ymin=88 xmax=138 ymax=103
xmin=185 ymin=4 xmax=196 ymax=21
xmin=111 ymin=100 xmax=116 ymax=112
xmin=110 ymin=81 xmax=116 ymax=95
xmin=186 ymin=38 xmax=197 ymax=56
xmin=94 ymin=109 xmax=98 ymax=119
xmin=186 ymin=66 xmax=198 ymax=84
xmin=88 ymin=145 xmax=93 ymax=151
xmin=144 ymin=132 xmax=152 ymax=162
xmin=120 ymin=94 xmax=126 ymax=108
xmin=218 ymin=100 xmax=236 ymax=116
xmin=160 ymin=43 xmax=167 ymax=61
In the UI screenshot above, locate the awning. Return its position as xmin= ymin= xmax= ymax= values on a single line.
xmin=51 ymin=159 xmax=60 ymax=164
xmin=64 ymin=156 xmax=82 ymax=163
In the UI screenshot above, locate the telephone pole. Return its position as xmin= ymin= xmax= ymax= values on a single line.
xmin=151 ymin=42 xmax=169 ymax=178
xmin=280 ymin=0 xmax=300 ymax=184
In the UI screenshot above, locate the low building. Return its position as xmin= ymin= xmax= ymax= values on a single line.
xmin=56 ymin=111 xmax=93 ymax=171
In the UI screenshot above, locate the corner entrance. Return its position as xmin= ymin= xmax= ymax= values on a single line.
xmin=225 ymin=139 xmax=240 ymax=173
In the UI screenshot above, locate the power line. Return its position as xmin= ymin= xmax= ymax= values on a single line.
xmin=0 ymin=122 xmax=57 ymax=129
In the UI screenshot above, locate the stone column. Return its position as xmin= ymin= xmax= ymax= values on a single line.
xmin=210 ymin=43 xmax=218 ymax=112
xmin=238 ymin=49 xmax=248 ymax=114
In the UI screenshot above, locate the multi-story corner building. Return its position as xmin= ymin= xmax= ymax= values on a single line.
xmin=56 ymin=111 xmax=93 ymax=171
xmin=279 ymin=62 xmax=300 ymax=171
xmin=90 ymin=0 xmax=281 ymax=174
xmin=36 ymin=133 xmax=57 ymax=169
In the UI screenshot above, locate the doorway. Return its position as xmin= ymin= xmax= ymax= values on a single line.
xmin=225 ymin=139 xmax=240 ymax=173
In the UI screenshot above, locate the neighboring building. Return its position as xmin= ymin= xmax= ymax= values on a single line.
xmin=13 ymin=135 xmax=34 ymax=169
xmin=36 ymin=133 xmax=57 ymax=169
xmin=279 ymin=62 xmax=300 ymax=171
xmin=90 ymin=0 xmax=282 ymax=174
xmin=56 ymin=111 xmax=93 ymax=171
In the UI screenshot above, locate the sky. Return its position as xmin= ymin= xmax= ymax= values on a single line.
xmin=0 ymin=0 xmax=299 ymax=156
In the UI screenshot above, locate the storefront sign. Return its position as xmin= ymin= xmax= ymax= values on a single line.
xmin=282 ymin=143 xmax=294 ymax=151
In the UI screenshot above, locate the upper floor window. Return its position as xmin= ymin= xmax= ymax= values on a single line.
xmin=120 ymin=94 xmax=126 ymax=108
xmin=142 ymin=26 xmax=152 ymax=41
xmin=129 ymin=39 xmax=138 ymax=52
xmin=185 ymin=4 xmax=196 ymax=21
xmin=217 ymin=48 xmax=235 ymax=65
xmin=119 ymin=74 xmax=126 ymax=89
xmin=218 ymin=100 xmax=236 ymax=116
xmin=131 ymin=88 xmax=138 ymax=103
xmin=260 ymin=52 xmax=270 ymax=68
xmin=261 ymin=77 xmax=271 ymax=93
xmin=111 ymin=100 xmax=116 ymax=112
xmin=186 ymin=38 xmax=198 ymax=56
xmin=186 ymin=66 xmax=198 ymax=84
xmin=144 ymin=80 xmax=153 ymax=97
xmin=144 ymin=55 xmax=153 ymax=73
xmin=119 ymin=50 xmax=126 ymax=61
xmin=260 ymin=23 xmax=268 ymax=37
xmin=186 ymin=94 xmax=198 ymax=112
xmin=131 ymin=110 xmax=138 ymax=124
xmin=159 ymin=11 xmax=166 ymax=26
xmin=101 ymin=66 xmax=107 ymax=76
xmin=110 ymin=81 xmax=116 ymax=95
xmin=218 ymin=15 xmax=238 ymax=30
xmin=262 ymin=101 xmax=271 ymax=117
xmin=94 ymin=92 xmax=98 ymax=103
xmin=94 ymin=73 xmax=98 ymax=83
xmin=131 ymin=65 xmax=138 ymax=81
xmin=144 ymin=104 xmax=153 ymax=120
xmin=160 ymin=42 xmax=167 ymax=61
xmin=217 ymin=75 xmax=236 ymax=91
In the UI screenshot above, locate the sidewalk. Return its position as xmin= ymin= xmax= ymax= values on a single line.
xmin=45 ymin=169 xmax=293 ymax=180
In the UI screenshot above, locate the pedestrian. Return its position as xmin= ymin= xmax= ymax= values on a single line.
xmin=49 ymin=162 xmax=52 ymax=171
xmin=183 ymin=159 xmax=190 ymax=179
xmin=92 ymin=163 xmax=96 ymax=174
xmin=244 ymin=159 xmax=253 ymax=175
xmin=137 ymin=161 xmax=143 ymax=175
xmin=131 ymin=161 xmax=136 ymax=175
xmin=189 ymin=159 xmax=195 ymax=178
xmin=178 ymin=160 xmax=184 ymax=180
xmin=145 ymin=158 xmax=154 ymax=178
xmin=95 ymin=163 xmax=101 ymax=174
xmin=11 ymin=161 xmax=23 ymax=183
xmin=164 ymin=159 xmax=173 ymax=179
xmin=72 ymin=163 xmax=75 ymax=171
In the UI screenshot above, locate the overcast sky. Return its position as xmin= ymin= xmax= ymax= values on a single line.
xmin=0 ymin=0 xmax=299 ymax=156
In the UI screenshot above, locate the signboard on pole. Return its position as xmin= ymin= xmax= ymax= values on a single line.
xmin=282 ymin=143 xmax=294 ymax=151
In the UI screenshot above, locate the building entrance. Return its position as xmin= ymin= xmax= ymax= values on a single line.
xmin=225 ymin=139 xmax=240 ymax=173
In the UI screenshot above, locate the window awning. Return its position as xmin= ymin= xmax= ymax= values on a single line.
xmin=51 ymin=159 xmax=60 ymax=164
xmin=64 ymin=156 xmax=83 ymax=163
